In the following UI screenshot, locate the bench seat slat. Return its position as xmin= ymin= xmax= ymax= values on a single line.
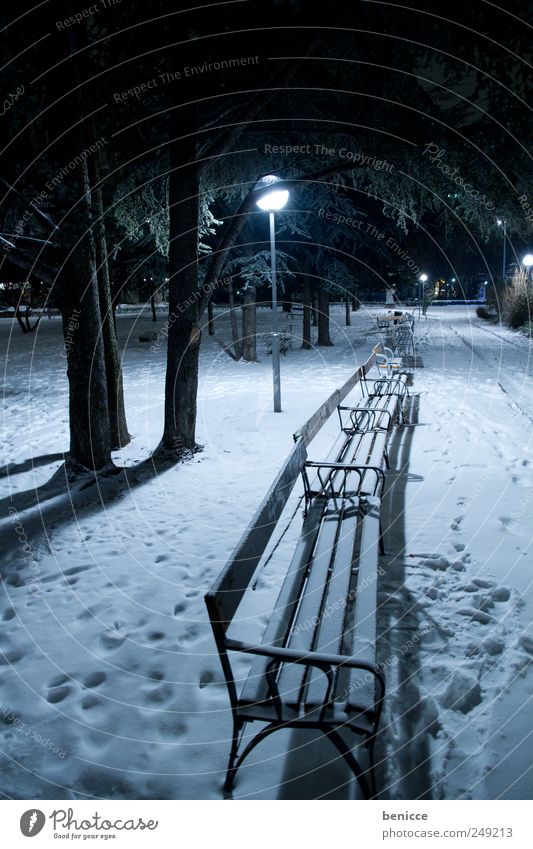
xmin=239 ymin=500 xmax=325 ymax=707
xmin=304 ymin=499 xmax=360 ymax=708
xmin=277 ymin=507 xmax=340 ymax=707
xmin=359 ymin=432 xmax=387 ymax=494
xmin=346 ymin=498 xmax=381 ymax=713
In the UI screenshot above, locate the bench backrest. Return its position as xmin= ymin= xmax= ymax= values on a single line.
xmin=294 ymin=351 xmax=377 ymax=445
xmin=205 ymin=350 xmax=377 ymax=640
xmin=205 ymin=438 xmax=307 ymax=637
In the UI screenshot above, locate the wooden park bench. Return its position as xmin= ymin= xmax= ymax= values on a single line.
xmin=205 ymin=349 xmax=408 ymax=799
xmin=262 ymin=330 xmax=292 ymax=356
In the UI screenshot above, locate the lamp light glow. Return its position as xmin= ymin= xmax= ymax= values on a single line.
xmin=523 ymin=254 xmax=533 ymax=267
xmin=255 ymin=174 xmax=289 ymax=211
xmin=256 ymin=189 xmax=289 ymax=211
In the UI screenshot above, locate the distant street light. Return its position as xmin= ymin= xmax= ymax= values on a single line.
xmin=523 ymin=254 xmax=533 ymax=283
xmin=418 ymin=273 xmax=428 ymax=318
xmin=255 ymin=175 xmax=290 ymax=412
xmin=497 ymin=219 xmax=507 ymax=280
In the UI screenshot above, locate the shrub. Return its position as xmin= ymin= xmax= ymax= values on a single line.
xmin=476 ymin=305 xmax=495 ymax=321
xmin=519 ymin=321 xmax=533 ymax=338
xmin=502 ymin=270 xmax=532 ymax=329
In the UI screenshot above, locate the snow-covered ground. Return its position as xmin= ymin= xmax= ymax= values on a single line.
xmin=0 ymin=304 xmax=532 ymax=800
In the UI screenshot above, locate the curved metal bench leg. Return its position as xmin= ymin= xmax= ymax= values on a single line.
xmin=366 ymin=734 xmax=378 ymax=798
xmin=224 ymin=721 xmax=285 ymax=794
xmin=224 ymin=718 xmax=244 ymax=793
xmin=325 ymin=728 xmax=372 ymax=799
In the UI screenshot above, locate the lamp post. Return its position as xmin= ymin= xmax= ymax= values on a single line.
xmin=418 ymin=273 xmax=428 ymax=318
xmin=523 ymin=253 xmax=533 ymax=284
xmin=497 ymin=219 xmax=507 ymax=281
xmin=255 ymin=175 xmax=289 ymax=412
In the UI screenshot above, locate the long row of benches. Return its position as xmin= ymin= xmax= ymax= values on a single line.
xmin=205 ymin=346 xmax=411 ymax=799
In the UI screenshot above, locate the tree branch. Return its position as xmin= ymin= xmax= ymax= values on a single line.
xmin=197 ymin=159 xmax=361 ymax=320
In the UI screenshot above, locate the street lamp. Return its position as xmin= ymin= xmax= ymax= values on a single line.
xmin=523 ymin=254 xmax=533 ymax=283
xmin=255 ymin=175 xmax=289 ymax=412
xmin=497 ymin=219 xmax=507 ymax=280
xmin=418 ymin=273 xmax=428 ymax=318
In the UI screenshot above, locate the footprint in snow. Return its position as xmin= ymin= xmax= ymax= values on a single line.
xmin=47 ymin=685 xmax=71 ymax=704
xmin=519 ymin=635 xmax=533 ymax=655
xmin=472 ymin=578 xmax=494 ymax=589
xmin=63 ymin=564 xmax=91 ymax=577
xmin=159 ymin=717 xmax=188 ymax=739
xmin=81 ymin=694 xmax=103 ymax=710
xmin=76 ymin=606 xmax=99 ymax=621
xmin=99 ymin=629 xmax=126 ymax=651
xmin=143 ymin=684 xmax=173 ymax=704
xmin=199 ymin=670 xmax=214 ymax=689
xmin=450 ymin=515 xmax=465 ymax=532
xmin=83 ymin=671 xmax=107 ymax=689
xmin=146 ymin=669 xmax=165 ymax=682
xmin=48 ymin=673 xmax=71 ymax=688
xmin=499 ymin=516 xmax=513 ymax=528
xmin=490 ymin=587 xmax=511 ymax=602
xmin=178 ymin=625 xmax=200 ymax=644
xmin=0 ymin=649 xmax=23 ymax=665
xmin=1 ymin=608 xmax=16 ymax=621
xmin=458 ymin=608 xmax=493 ymax=625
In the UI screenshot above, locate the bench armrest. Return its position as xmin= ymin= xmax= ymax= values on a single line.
xmin=368 ymin=376 xmax=408 ymax=398
xmin=302 ymin=461 xmax=385 ymax=502
xmin=226 ymin=639 xmax=384 ymax=678
xmin=337 ymin=405 xmax=393 ymax=433
xmin=226 ymin=639 xmax=385 ymax=721
xmin=305 ymin=461 xmax=383 ymax=472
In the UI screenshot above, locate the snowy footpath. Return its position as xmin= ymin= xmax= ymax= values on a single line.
xmin=0 ymin=304 xmax=532 ymax=800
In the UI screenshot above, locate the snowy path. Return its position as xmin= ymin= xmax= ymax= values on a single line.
xmin=382 ymin=308 xmax=533 ymax=800
xmin=0 ymin=305 xmax=532 ymax=800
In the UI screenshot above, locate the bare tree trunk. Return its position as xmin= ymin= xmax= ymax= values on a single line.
xmin=14 ymin=308 xmax=29 ymax=334
xmin=302 ymin=279 xmax=312 ymax=349
xmin=317 ymin=287 xmax=333 ymax=346
xmin=228 ymin=281 xmax=242 ymax=360
xmin=207 ymin=296 xmax=215 ymax=335
xmin=60 ymin=160 xmax=111 ymax=470
xmin=311 ymin=288 xmax=318 ymax=326
xmin=242 ymin=283 xmax=257 ymax=362
xmin=92 ymin=152 xmax=130 ymax=450
xmin=150 ymin=285 xmax=157 ymax=322
xmin=345 ymin=295 xmax=351 ymax=326
xmin=162 ymin=131 xmax=201 ymax=453
xmin=56 ymin=14 xmax=112 ymax=470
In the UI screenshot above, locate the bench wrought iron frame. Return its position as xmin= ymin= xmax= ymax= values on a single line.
xmin=212 ymin=635 xmax=386 ymax=799
xmin=205 ymin=347 xmax=410 ymax=800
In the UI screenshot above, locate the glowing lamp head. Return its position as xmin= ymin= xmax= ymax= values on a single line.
xmin=255 ymin=174 xmax=289 ymax=211
xmin=419 ymin=274 xmax=428 ymax=283
xmin=523 ymin=254 xmax=533 ymax=268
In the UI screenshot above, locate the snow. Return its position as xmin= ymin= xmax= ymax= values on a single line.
xmin=0 ymin=303 xmax=532 ymax=800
